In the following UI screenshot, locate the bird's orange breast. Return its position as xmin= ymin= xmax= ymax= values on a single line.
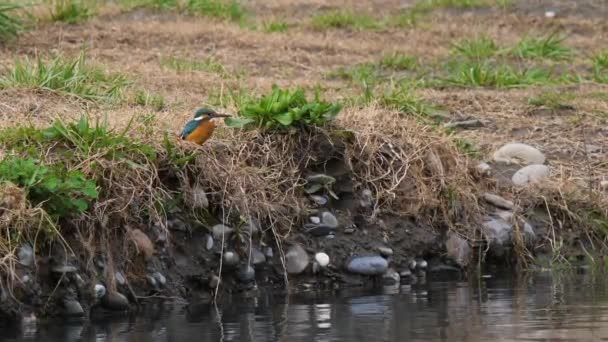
xmin=185 ymin=120 xmax=216 ymax=145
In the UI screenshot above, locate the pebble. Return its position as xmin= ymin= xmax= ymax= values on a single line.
xmin=94 ymin=284 xmax=106 ymax=299
xmin=153 ymin=272 xmax=166 ymax=287
xmin=377 ymin=247 xmax=394 ymax=257
xmin=360 ymin=189 xmax=373 ymax=208
xmin=381 ymin=269 xmax=401 ymax=285
xmin=102 ymin=292 xmax=129 ymax=311
xmin=306 ymin=174 xmax=336 ymax=185
xmin=265 ymin=247 xmax=274 ymax=259
xmin=213 ymin=224 xmax=233 ymax=240
xmin=493 ymin=143 xmax=546 ymax=165
xmin=321 ymin=212 xmax=339 ymax=228
xmin=344 ymin=228 xmax=355 ymax=234
xmin=52 ymin=265 xmax=78 ymax=274
xmin=115 ymin=272 xmax=126 ymax=286
xmin=482 ymin=193 xmax=514 ymax=210
xmin=191 ymin=184 xmax=209 ymax=209
xmin=544 ymin=10 xmax=555 ymax=18
xmin=512 ymin=164 xmax=550 ymax=186
xmin=18 ymin=245 xmax=34 ymax=268
xmin=315 ymin=252 xmax=330 ymax=268
xmin=209 ymin=275 xmax=220 ymax=289
xmin=310 ymin=195 xmax=328 ymax=206
xmin=63 ymin=298 xmax=84 ymax=317
xmin=147 ymin=275 xmax=157 ymax=288
xmin=205 ymin=235 xmax=214 ymax=250
xmin=285 ymin=244 xmax=309 ymax=275
xmin=408 ymin=260 xmax=417 ymax=270
xmin=251 ymin=247 xmax=266 ymax=265
xmin=417 ymin=260 xmax=428 ymax=269
xmin=444 ymin=119 xmax=483 ymax=129
xmin=310 ymin=216 xmax=321 ymax=224
xmin=346 ymin=256 xmax=388 ymax=276
xmin=446 ymin=232 xmax=472 ymax=268
xmin=400 ymin=270 xmax=412 ymax=278
xmin=167 ymin=219 xmax=187 ymax=232
xmin=222 ymin=251 xmax=240 ymax=267
xmin=237 ymin=265 xmax=255 ymax=283
xmin=483 ymin=217 xmax=512 ymax=246
xmin=476 ymin=162 xmax=491 ymax=175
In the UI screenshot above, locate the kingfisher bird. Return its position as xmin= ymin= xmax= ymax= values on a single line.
xmin=180 ymin=108 xmax=231 ymax=146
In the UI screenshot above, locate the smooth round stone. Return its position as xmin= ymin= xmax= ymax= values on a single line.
xmin=321 ymin=212 xmax=339 ymax=228
xmin=237 ymin=265 xmax=255 ymax=283
xmin=382 ymin=269 xmax=400 ymax=285
xmin=493 ymin=143 xmax=546 ymax=165
xmin=310 ymin=216 xmax=321 ymax=224
xmin=346 ymin=256 xmax=388 ymax=276
xmin=400 ymin=270 xmax=412 ymax=278
xmin=315 ymin=252 xmax=330 ymax=268
xmin=252 ymin=248 xmax=266 ymax=265
xmin=512 ymin=164 xmax=550 ymax=186
xmin=378 ymin=247 xmax=393 ymax=257
xmin=147 ymin=275 xmax=157 ymax=288
xmin=265 ymin=247 xmax=274 ymax=259
xmin=209 ymin=275 xmax=220 ymax=289
xmin=286 ymin=244 xmax=309 ymax=275
xmin=115 ymin=271 xmax=126 ymax=286
xmin=223 ymin=251 xmax=240 ymax=267
xmin=310 ymin=195 xmax=328 ymax=206
xmin=205 ymin=235 xmax=214 ymax=250
xmin=102 ymin=292 xmax=129 ymax=311
xmin=18 ymin=245 xmax=34 ymax=267
xmin=153 ymin=272 xmax=166 ymax=287
xmin=63 ymin=299 xmax=84 ymax=317
xmin=94 ymin=284 xmax=106 ymax=299
xmin=417 ymin=260 xmax=428 ymax=269
xmin=213 ymin=224 xmax=233 ymax=239
xmin=52 ymin=265 xmax=78 ymax=274
xmin=408 ymin=260 xmax=417 ymax=270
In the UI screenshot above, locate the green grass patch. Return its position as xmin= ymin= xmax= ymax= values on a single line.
xmin=262 ymin=20 xmax=289 ymax=33
xmin=0 ymin=51 xmax=129 ymax=102
xmin=186 ymin=0 xmax=246 ymax=23
xmin=49 ymin=0 xmax=95 ymax=24
xmin=224 ymin=85 xmax=342 ymax=130
xmin=0 ymin=2 xmax=26 ymax=41
xmin=379 ymin=82 xmax=438 ymax=117
xmin=379 ymin=53 xmax=418 ymax=70
xmin=451 ymin=36 xmax=500 ymax=60
xmin=512 ymin=33 xmax=574 ymax=61
xmin=118 ymin=0 xmax=178 ymax=10
xmin=311 ymin=10 xmax=382 ymax=31
xmin=441 ymin=61 xmax=556 ymax=88
xmin=592 ymin=50 xmax=608 ymax=83
xmin=161 ymin=55 xmax=229 ymax=76
xmin=134 ymin=89 xmax=165 ymax=110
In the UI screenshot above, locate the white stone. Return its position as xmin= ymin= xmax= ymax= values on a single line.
xmin=315 ymin=252 xmax=330 ymax=267
xmin=493 ymin=143 xmax=546 ymax=165
xmin=483 ymin=193 xmax=514 ymax=210
xmin=212 ymin=224 xmax=233 ymax=239
xmin=94 ymin=284 xmax=106 ymax=299
xmin=321 ymin=212 xmax=339 ymax=228
xmin=310 ymin=216 xmax=321 ymax=224
xmin=512 ymin=164 xmax=550 ymax=186
xmin=545 ymin=10 xmax=555 ymax=18
xmin=286 ymin=244 xmax=309 ymax=275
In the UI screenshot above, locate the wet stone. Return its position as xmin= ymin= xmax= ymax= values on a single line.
xmin=95 ymin=284 xmax=106 ymax=299
xmin=63 ymin=298 xmax=84 ymax=317
xmin=18 ymin=245 xmax=34 ymax=268
xmin=205 ymin=235 xmax=214 ymax=250
xmin=417 ymin=260 xmax=428 ymax=270
xmin=315 ymin=252 xmax=330 ymax=268
xmin=286 ymin=244 xmax=309 ymax=275
xmin=346 ymin=256 xmax=388 ymax=276
xmin=512 ymin=164 xmax=550 ymax=186
xmin=147 ymin=275 xmax=157 ymax=288
xmin=102 ymin=292 xmax=129 ymax=311
xmin=400 ymin=270 xmax=412 ymax=278
xmin=408 ymin=260 xmax=417 ymax=270
xmin=209 ymin=275 xmax=220 ymax=289
xmin=344 ymin=228 xmax=355 ymax=234
xmin=382 ymin=269 xmax=401 ymax=285
xmin=153 ymin=272 xmax=166 ymax=287
xmin=213 ymin=224 xmax=233 ymax=240
xmin=310 ymin=195 xmax=328 ymax=206
xmin=321 ymin=212 xmax=339 ymax=228
xmin=115 ymin=271 xmax=126 ymax=286
xmin=237 ymin=265 xmax=255 ymax=283
xmin=377 ymin=247 xmax=393 ymax=258
xmin=304 ymin=224 xmax=336 ymax=237
xmin=223 ymin=251 xmax=240 ymax=267
xmin=310 ymin=216 xmax=321 ymax=224
xmin=252 ymin=248 xmax=266 ymax=265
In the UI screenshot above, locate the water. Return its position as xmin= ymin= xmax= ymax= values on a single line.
xmin=4 ymin=271 xmax=608 ymax=342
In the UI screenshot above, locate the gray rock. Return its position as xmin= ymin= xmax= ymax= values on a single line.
xmin=153 ymin=272 xmax=166 ymax=287
xmin=483 ymin=193 xmax=514 ymax=210
xmin=285 ymin=244 xmax=309 ymax=275
xmin=213 ymin=224 xmax=233 ymax=240
xmin=512 ymin=164 xmax=550 ymax=186
xmin=310 ymin=195 xmax=328 ymax=206
xmin=346 ymin=256 xmax=388 ymax=276
xmin=102 ymin=292 xmax=129 ymax=311
xmin=251 ymin=248 xmax=266 ymax=265
xmin=381 ymin=269 xmax=401 ymax=285
xmin=321 ymin=212 xmax=339 ymax=228
xmin=147 ymin=275 xmax=157 ymax=288
xmin=476 ymin=162 xmax=491 ymax=175
xmin=94 ymin=284 xmax=106 ymax=299
xmin=417 ymin=260 xmax=428 ymax=269
xmin=483 ymin=217 xmax=512 ymax=246
xmin=209 ymin=275 xmax=220 ymax=289
xmin=399 ymin=270 xmax=412 ymax=278
xmin=18 ymin=245 xmax=34 ymax=268
xmin=115 ymin=271 xmax=126 ymax=286
xmin=446 ymin=233 xmax=471 ymax=268
xmin=493 ymin=143 xmax=546 ymax=165
xmin=360 ymin=189 xmax=373 ymax=208
xmin=310 ymin=216 xmax=321 ymax=224
xmin=444 ymin=119 xmax=483 ymax=129
xmin=377 ymin=246 xmax=394 ymax=257
xmin=304 ymin=224 xmax=336 ymax=237
xmin=205 ymin=234 xmax=214 ymax=250
xmin=306 ymin=174 xmax=336 ymax=185
xmin=237 ymin=265 xmax=255 ymax=283
xmin=63 ymin=299 xmax=84 ymax=317
xmin=408 ymin=260 xmax=417 ymax=270
xmin=223 ymin=251 xmax=240 ymax=267
xmin=314 ymin=252 xmax=330 ymax=267
xmin=265 ymin=247 xmax=274 ymax=259
xmin=344 ymin=228 xmax=355 ymax=234
xmin=429 ymin=264 xmax=462 ymax=273
xmin=52 ymin=265 xmax=77 ymax=274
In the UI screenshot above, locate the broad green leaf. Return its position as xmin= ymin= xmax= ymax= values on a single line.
xmin=274 ymin=112 xmax=294 ymax=126
xmin=225 ymin=117 xmax=255 ymax=128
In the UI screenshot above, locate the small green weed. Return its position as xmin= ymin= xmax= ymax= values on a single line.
xmin=330 ymin=63 xmax=379 ymax=85
xmin=379 ymin=53 xmax=417 ymax=70
xmin=118 ymin=0 xmax=178 ymax=10
xmin=453 ymin=137 xmax=480 ymax=157
xmin=161 ymin=55 xmax=228 ymax=76
xmin=592 ymin=51 xmax=608 ymax=83
xmin=311 ymin=10 xmax=382 ymax=31
xmin=49 ymin=0 xmax=95 ymax=24
xmin=186 ymin=0 xmax=246 ymax=22
xmin=0 ymin=51 xmax=129 ymax=102
xmin=442 ymin=61 xmax=555 ymax=88
xmin=379 ymin=82 xmax=436 ymax=117
xmin=451 ymin=36 xmax=500 ymax=60
xmin=134 ymin=89 xmax=165 ymax=110
xmin=224 ymin=85 xmax=342 ymax=130
xmin=513 ymin=33 xmax=574 ymax=60
xmin=262 ymin=20 xmax=289 ymax=33
xmin=0 ymin=2 xmax=26 ymax=41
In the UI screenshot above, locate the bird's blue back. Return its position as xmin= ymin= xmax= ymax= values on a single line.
xmin=180 ymin=119 xmax=200 ymax=139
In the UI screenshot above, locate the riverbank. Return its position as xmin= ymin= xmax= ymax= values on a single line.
xmin=0 ymin=0 xmax=607 ymax=324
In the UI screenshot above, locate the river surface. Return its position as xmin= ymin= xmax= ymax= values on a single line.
xmin=3 ymin=270 xmax=608 ymax=342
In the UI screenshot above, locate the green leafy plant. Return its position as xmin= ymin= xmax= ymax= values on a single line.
xmin=0 ymin=2 xmax=26 ymax=41
xmin=442 ymin=61 xmax=556 ymax=88
xmin=0 ymin=157 xmax=98 ymax=217
xmin=451 ymin=36 xmax=500 ymax=60
xmin=380 ymin=82 xmax=437 ymax=117
xmin=379 ymin=53 xmax=418 ymax=70
xmin=262 ymin=20 xmax=289 ymax=33
xmin=592 ymin=50 xmax=608 ymax=83
xmin=186 ymin=0 xmax=245 ymax=22
xmin=0 ymin=51 xmax=129 ymax=102
xmin=513 ymin=32 xmax=574 ymax=61
xmin=134 ymin=89 xmax=165 ymax=110
xmin=225 ymin=86 xmax=342 ymax=130
xmin=311 ymin=10 xmax=382 ymax=31
xmin=118 ymin=0 xmax=178 ymax=10
xmin=49 ymin=0 xmax=95 ymax=24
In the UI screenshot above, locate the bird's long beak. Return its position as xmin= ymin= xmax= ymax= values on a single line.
xmin=211 ymin=112 xmax=232 ymax=118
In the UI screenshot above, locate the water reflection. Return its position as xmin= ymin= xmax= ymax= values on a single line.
xmin=4 ymin=271 xmax=608 ymax=342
